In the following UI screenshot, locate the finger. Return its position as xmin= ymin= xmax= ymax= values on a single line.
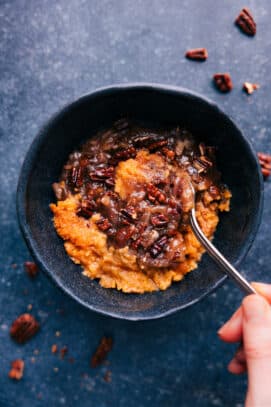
xmin=234 ymin=345 xmax=246 ymax=364
xmin=242 ymin=295 xmax=271 ymax=406
xmin=218 ymin=307 xmax=243 ymax=343
xmin=251 ymin=282 xmax=271 ymax=303
xmin=228 ymin=357 xmax=247 ymax=375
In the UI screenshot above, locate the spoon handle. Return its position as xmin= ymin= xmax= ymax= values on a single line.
xmin=190 ymin=208 xmax=257 ymax=295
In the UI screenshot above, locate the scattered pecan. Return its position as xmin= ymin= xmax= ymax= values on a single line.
xmin=77 ymin=199 xmax=96 ymax=218
xmin=213 ymin=73 xmax=233 ymax=93
xmin=91 ymin=336 xmax=113 ymax=368
xmin=9 ymin=359 xmax=24 ymax=380
xmin=60 ymin=346 xmax=68 ymax=359
xmin=52 ymin=182 xmax=68 ymax=200
xmin=243 ymin=82 xmax=260 ymax=94
xmin=149 ymin=235 xmax=168 ymax=258
xmin=185 ymin=48 xmax=208 ymax=61
xmin=104 ymin=370 xmax=112 ymax=383
xmin=24 ymin=261 xmax=39 ymax=278
xmin=257 ymin=152 xmax=271 ymax=179
xmin=70 ymin=166 xmax=83 ymax=188
xmin=96 ymin=217 xmax=112 ymax=231
xmin=148 ymin=139 xmax=168 ymax=151
xmin=114 ymin=147 xmax=136 ymax=160
xmin=10 ymin=314 xmax=39 ymax=344
xmin=162 ymin=147 xmax=175 ymax=160
xmin=51 ymin=344 xmax=58 ymax=354
xmin=147 ymin=184 xmax=167 ymax=204
xmin=235 ymin=8 xmax=256 ymax=36
xmin=150 ymin=214 xmax=169 ymax=227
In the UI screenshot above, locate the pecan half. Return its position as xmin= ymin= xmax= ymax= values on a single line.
xmin=89 ymin=166 xmax=114 ymax=181
xmin=96 ymin=217 xmax=112 ymax=231
xmin=24 ymin=261 xmax=39 ymax=278
xmin=148 ymin=139 xmax=168 ymax=151
xmin=77 ymin=199 xmax=96 ymax=218
xmin=149 ymin=236 xmax=168 ymax=258
xmin=150 ymin=214 xmax=169 ymax=227
xmin=9 ymin=359 xmax=24 ymax=380
xmin=185 ymin=48 xmax=208 ymax=61
xmin=115 ymin=225 xmax=136 ymax=247
xmin=10 ymin=314 xmax=39 ymax=344
xmin=147 ymin=184 xmax=167 ymax=204
xmin=70 ymin=166 xmax=83 ymax=188
xmin=213 ymin=73 xmax=233 ymax=93
xmin=120 ymin=206 xmax=137 ymax=222
xmin=235 ymin=8 xmax=256 ymax=36
xmin=243 ymin=82 xmax=260 ymax=94
xmin=257 ymin=152 xmax=271 ymax=179
xmin=114 ymin=147 xmax=136 ymax=161
xmin=91 ymin=336 xmax=113 ymax=368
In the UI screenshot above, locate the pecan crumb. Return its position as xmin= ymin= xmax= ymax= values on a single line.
xmin=104 ymin=370 xmax=112 ymax=383
xmin=235 ymin=8 xmax=256 ymax=36
xmin=24 ymin=261 xmax=39 ymax=278
xmin=243 ymin=82 xmax=260 ymax=94
xmin=257 ymin=152 xmax=271 ymax=180
xmin=10 ymin=314 xmax=40 ymax=344
xmin=9 ymin=359 xmax=24 ymax=380
xmin=60 ymin=346 xmax=68 ymax=359
xmin=91 ymin=336 xmax=113 ymax=368
xmin=147 ymin=184 xmax=167 ymax=204
xmin=185 ymin=48 xmax=208 ymax=61
xmin=51 ymin=344 xmax=58 ymax=354
xmin=213 ymin=73 xmax=233 ymax=93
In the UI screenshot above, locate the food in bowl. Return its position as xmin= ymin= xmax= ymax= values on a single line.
xmin=50 ymin=119 xmax=231 ymax=293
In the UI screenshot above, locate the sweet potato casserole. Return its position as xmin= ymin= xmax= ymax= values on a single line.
xmin=50 ymin=120 xmax=231 ymax=293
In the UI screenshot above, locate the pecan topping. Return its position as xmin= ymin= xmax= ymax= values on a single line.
xmin=77 ymin=199 xmax=96 ymax=218
xmin=24 ymin=261 xmax=39 ymax=278
xmin=120 ymin=206 xmax=137 ymax=222
xmin=133 ymin=134 xmax=154 ymax=147
xmin=257 ymin=152 xmax=271 ymax=179
xmin=96 ymin=217 xmax=112 ymax=231
xmin=9 ymin=359 xmax=24 ymax=380
xmin=149 ymin=236 xmax=168 ymax=258
xmin=115 ymin=225 xmax=136 ymax=247
xmin=10 ymin=314 xmax=40 ymax=344
xmin=235 ymin=8 xmax=256 ymax=36
xmin=91 ymin=336 xmax=113 ymax=368
xmin=70 ymin=166 xmax=83 ymax=188
xmin=114 ymin=147 xmax=136 ymax=160
xmin=148 ymin=139 xmax=168 ymax=151
xmin=147 ymin=184 xmax=167 ymax=204
xmin=185 ymin=48 xmax=208 ymax=61
xmin=213 ymin=73 xmax=233 ymax=93
xmin=243 ymin=82 xmax=260 ymax=94
xmin=89 ymin=166 xmax=114 ymax=181
xmin=150 ymin=214 xmax=169 ymax=227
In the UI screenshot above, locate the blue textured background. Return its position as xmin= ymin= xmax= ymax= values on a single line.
xmin=0 ymin=1 xmax=270 ymax=406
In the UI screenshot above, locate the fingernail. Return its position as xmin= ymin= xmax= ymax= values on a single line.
xmin=242 ymin=294 xmax=268 ymax=322
xmin=217 ymin=309 xmax=241 ymax=336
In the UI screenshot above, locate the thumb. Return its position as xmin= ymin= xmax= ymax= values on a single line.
xmin=242 ymin=295 xmax=271 ymax=406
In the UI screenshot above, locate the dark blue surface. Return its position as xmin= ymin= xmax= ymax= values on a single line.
xmin=0 ymin=1 xmax=270 ymax=406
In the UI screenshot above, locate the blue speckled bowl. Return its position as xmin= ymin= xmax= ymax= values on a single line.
xmin=17 ymin=83 xmax=263 ymax=320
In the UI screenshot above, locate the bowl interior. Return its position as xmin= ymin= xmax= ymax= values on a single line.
xmin=17 ymin=85 xmax=263 ymax=320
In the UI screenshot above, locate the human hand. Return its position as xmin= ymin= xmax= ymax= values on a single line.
xmin=218 ymin=283 xmax=271 ymax=407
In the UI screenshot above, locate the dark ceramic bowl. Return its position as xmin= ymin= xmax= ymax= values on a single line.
xmin=17 ymin=83 xmax=263 ymax=320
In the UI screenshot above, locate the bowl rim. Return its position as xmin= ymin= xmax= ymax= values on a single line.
xmin=16 ymin=82 xmax=264 ymax=320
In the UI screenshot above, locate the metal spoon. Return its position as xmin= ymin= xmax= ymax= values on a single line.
xmin=189 ymin=190 xmax=256 ymax=295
